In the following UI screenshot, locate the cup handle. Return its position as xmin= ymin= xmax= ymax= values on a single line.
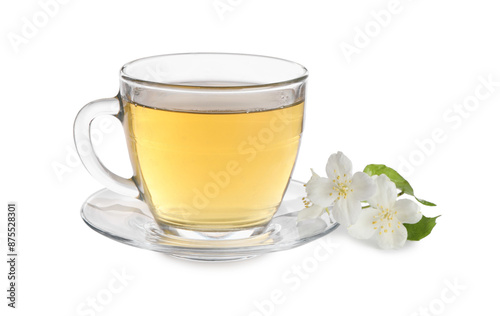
xmin=73 ymin=97 xmax=139 ymax=197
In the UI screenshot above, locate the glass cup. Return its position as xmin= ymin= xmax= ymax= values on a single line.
xmin=74 ymin=53 xmax=308 ymax=239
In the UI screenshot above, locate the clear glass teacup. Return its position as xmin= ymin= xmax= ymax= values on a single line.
xmin=74 ymin=53 xmax=308 ymax=239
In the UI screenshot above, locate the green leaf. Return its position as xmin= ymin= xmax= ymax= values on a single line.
xmin=415 ymin=197 xmax=437 ymax=207
xmin=404 ymin=215 xmax=440 ymax=241
xmin=363 ymin=164 xmax=436 ymax=207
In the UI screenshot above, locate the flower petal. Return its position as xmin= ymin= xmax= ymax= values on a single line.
xmin=350 ymin=172 xmax=376 ymax=201
xmin=394 ymin=199 xmax=422 ymax=224
xmin=326 ymin=151 xmax=353 ymax=179
xmin=307 ymin=168 xmax=320 ymax=183
xmin=306 ymin=176 xmax=336 ymax=207
xmin=348 ymin=208 xmax=379 ymax=239
xmin=376 ymin=219 xmax=408 ymax=249
xmin=297 ymin=204 xmax=325 ymax=221
xmin=346 ymin=197 xmax=363 ymax=225
xmin=367 ymin=175 xmax=397 ymax=209
xmin=331 ymin=196 xmax=361 ymax=226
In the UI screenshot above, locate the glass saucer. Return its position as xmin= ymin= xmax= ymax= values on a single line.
xmin=81 ymin=180 xmax=339 ymax=261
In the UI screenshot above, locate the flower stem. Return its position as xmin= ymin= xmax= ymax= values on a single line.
xmin=397 ymin=191 xmax=404 ymax=197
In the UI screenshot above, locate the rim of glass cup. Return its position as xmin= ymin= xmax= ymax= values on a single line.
xmin=120 ymin=52 xmax=309 ymax=89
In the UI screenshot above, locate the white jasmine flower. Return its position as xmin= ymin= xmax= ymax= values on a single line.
xmin=299 ymin=152 xmax=376 ymax=226
xmin=348 ymin=174 xmax=422 ymax=249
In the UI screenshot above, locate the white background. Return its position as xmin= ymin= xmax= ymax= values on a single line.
xmin=1 ymin=0 xmax=499 ymax=315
